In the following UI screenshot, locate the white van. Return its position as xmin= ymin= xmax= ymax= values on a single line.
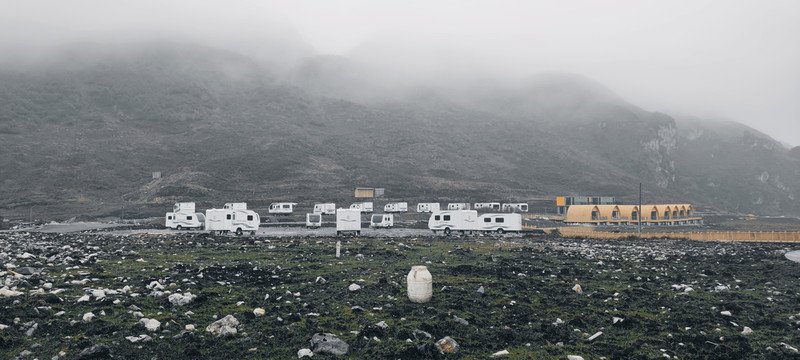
xmin=306 ymin=213 xmax=322 ymax=228
xmin=370 ymin=214 xmax=394 ymax=228
xmin=269 ymin=202 xmax=297 ymax=215
xmin=313 ymin=203 xmax=336 ymax=215
xmin=416 ymin=203 xmax=440 ymax=213
xmin=350 ymin=202 xmax=374 ymax=213
xmin=336 ymin=209 xmax=361 ymax=236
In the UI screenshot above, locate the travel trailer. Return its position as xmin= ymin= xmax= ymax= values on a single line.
xmin=477 ymin=213 xmax=522 ymax=233
xmin=269 ymin=202 xmax=297 ymax=215
xmin=306 ymin=213 xmax=322 ymax=228
xmin=474 ymin=202 xmax=501 ymax=211
xmin=370 ymin=214 xmax=394 ymax=228
xmin=502 ymin=203 xmax=529 ymax=213
xmin=336 ymin=208 xmax=361 ymax=236
xmin=205 ymin=205 xmax=260 ymax=235
xmin=165 ymin=211 xmax=205 ymax=230
xmin=384 ymin=202 xmax=408 ymax=213
xmin=428 ymin=210 xmax=479 ymax=234
xmin=313 ymin=203 xmax=336 ymax=215
xmin=349 ymin=202 xmax=374 ymax=213
xmin=166 ymin=202 xmax=205 ymax=230
xmin=447 ymin=203 xmax=471 ymax=210
xmin=416 ymin=202 xmax=441 ymax=213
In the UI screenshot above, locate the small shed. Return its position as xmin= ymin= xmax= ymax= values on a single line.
xmin=355 ymin=187 xmax=375 ymax=198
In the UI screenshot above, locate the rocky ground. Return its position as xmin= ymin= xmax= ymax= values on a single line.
xmin=2 ymin=231 xmax=800 ymax=359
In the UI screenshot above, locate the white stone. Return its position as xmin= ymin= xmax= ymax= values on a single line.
xmin=348 ymin=283 xmax=361 ymax=291
xmin=140 ymin=318 xmax=161 ymax=332
xmin=572 ymin=284 xmax=583 ymax=294
xmin=168 ymin=292 xmax=196 ymax=306
xmin=491 ymin=350 xmax=510 ymax=357
xmin=185 ymin=324 xmax=196 ymax=331
xmin=0 ymin=288 xmax=23 ymax=297
xmin=720 ymin=311 xmax=732 ymax=317
xmin=91 ymin=289 xmax=105 ymax=299
xmin=253 ymin=308 xmax=266 ymax=317
xmin=568 ymin=356 xmax=585 ymax=360
xmin=77 ymin=295 xmax=90 ymax=302
xmin=298 ymin=348 xmax=314 ymax=358
xmin=742 ymin=327 xmax=753 ymax=335
xmin=82 ymin=312 xmax=95 ymax=323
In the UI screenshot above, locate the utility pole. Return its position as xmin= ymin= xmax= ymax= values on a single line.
xmin=638 ymin=183 xmax=642 ymax=239
xmin=29 ymin=205 xmax=35 ymax=224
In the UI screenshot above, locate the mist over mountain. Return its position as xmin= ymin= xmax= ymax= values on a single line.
xmin=0 ymin=40 xmax=798 ymax=219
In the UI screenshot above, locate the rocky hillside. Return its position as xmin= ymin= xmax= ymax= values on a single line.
xmin=0 ymin=41 xmax=797 ymax=219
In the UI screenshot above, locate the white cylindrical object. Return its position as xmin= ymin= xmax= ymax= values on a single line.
xmin=336 ymin=241 xmax=341 ymax=258
xmin=407 ymin=266 xmax=433 ymax=303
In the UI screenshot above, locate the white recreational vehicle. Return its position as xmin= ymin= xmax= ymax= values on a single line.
xmin=269 ymin=202 xmax=297 ymax=215
xmin=165 ymin=202 xmax=205 ymax=230
xmin=416 ymin=203 xmax=440 ymax=213
xmin=313 ymin=203 xmax=336 ymax=215
xmin=502 ymin=203 xmax=529 ymax=213
xmin=336 ymin=208 xmax=361 ymax=236
xmin=428 ymin=210 xmax=521 ymax=234
xmin=350 ymin=202 xmax=374 ymax=213
xmin=478 ymin=213 xmax=522 ymax=233
xmin=474 ymin=202 xmax=501 ymax=211
xmin=306 ymin=213 xmax=322 ymax=228
xmin=370 ymin=214 xmax=394 ymax=228
xmin=384 ymin=202 xmax=408 ymax=213
xmin=205 ymin=204 xmax=260 ymax=235
xmin=447 ymin=203 xmax=471 ymax=210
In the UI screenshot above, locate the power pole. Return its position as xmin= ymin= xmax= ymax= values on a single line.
xmin=638 ymin=183 xmax=642 ymax=239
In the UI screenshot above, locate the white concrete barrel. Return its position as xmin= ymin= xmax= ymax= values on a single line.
xmin=407 ymin=266 xmax=432 ymax=303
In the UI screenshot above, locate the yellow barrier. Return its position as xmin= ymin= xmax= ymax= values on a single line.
xmin=553 ymin=227 xmax=800 ymax=243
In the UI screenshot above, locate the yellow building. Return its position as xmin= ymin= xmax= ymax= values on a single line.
xmin=354 ymin=187 xmax=375 ymax=198
xmin=565 ymin=203 xmax=700 ymax=225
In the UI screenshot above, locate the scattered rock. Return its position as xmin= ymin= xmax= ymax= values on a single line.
xmin=572 ymin=284 xmax=583 ymax=294
xmin=15 ymin=267 xmax=41 ymax=275
xmin=720 ymin=311 xmax=732 ymax=317
xmin=82 ymin=312 xmax=96 ymax=323
xmin=168 ymin=292 xmax=196 ymax=306
xmin=253 ymin=308 xmax=266 ymax=317
xmin=477 ymin=286 xmax=485 ymax=294
xmin=206 ymin=315 xmax=239 ymax=336
xmin=139 ymin=318 xmax=161 ymax=332
xmin=348 ymin=283 xmax=361 ymax=291
xmin=491 ymin=349 xmax=509 ymax=357
xmin=0 ymin=287 xmax=23 ymax=297
xmin=125 ymin=334 xmax=152 ymax=343
xmin=435 ymin=336 xmax=460 ymax=354
xmin=77 ymin=343 xmax=110 ymax=360
xmin=413 ymin=329 xmax=432 ymax=340
xmin=742 ymin=326 xmax=753 ymax=335
xmin=567 ymin=356 xmax=585 ymax=360
xmin=587 ymin=331 xmax=603 ymax=341
xmin=310 ymin=333 xmax=349 ymax=355
xmin=453 ymin=315 xmax=469 ymax=326
xmin=298 ymin=348 xmax=314 ymax=358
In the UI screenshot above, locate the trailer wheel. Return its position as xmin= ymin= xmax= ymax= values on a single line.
xmin=497 ymin=228 xmax=504 ymax=234
xmin=337 ymin=231 xmax=341 ymax=236
xmin=176 ymin=225 xmax=182 ymax=230
xmin=250 ymin=231 xmax=255 ymax=236
xmin=236 ymin=228 xmax=243 ymax=236
xmin=444 ymin=228 xmax=451 ymax=236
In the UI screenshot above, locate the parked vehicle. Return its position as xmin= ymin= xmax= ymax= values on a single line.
xmin=313 ymin=203 xmax=336 ymax=215
xmin=477 ymin=213 xmax=522 ymax=233
xmin=306 ymin=213 xmax=322 ymax=228
xmin=502 ymin=203 xmax=529 ymax=212
xmin=474 ymin=202 xmax=501 ymax=211
xmin=166 ymin=202 xmax=205 ymax=230
xmin=447 ymin=203 xmax=471 ymax=210
xmin=350 ymin=202 xmax=374 ymax=213
xmin=205 ymin=203 xmax=260 ymax=235
xmin=370 ymin=214 xmax=394 ymax=228
xmin=416 ymin=202 xmax=440 ymax=213
xmin=428 ymin=210 xmax=478 ymax=235
xmin=269 ymin=202 xmax=297 ymax=215
xmin=336 ymin=209 xmax=361 ymax=236
xmin=384 ymin=202 xmax=408 ymax=213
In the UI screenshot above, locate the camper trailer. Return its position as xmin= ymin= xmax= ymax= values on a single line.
xmin=349 ymin=202 xmax=374 ymax=213
xmin=502 ymin=203 xmax=529 ymax=213
xmin=165 ymin=211 xmax=205 ymax=230
xmin=478 ymin=213 xmax=522 ymax=233
xmin=336 ymin=209 xmax=361 ymax=236
xmin=416 ymin=203 xmax=441 ymax=213
xmin=474 ymin=202 xmax=501 ymax=211
xmin=204 ymin=206 xmax=260 ymax=235
xmin=428 ymin=210 xmax=479 ymax=234
xmin=223 ymin=203 xmax=247 ymax=210
xmin=447 ymin=203 xmax=471 ymax=210
xmin=370 ymin=214 xmax=394 ymax=228
xmin=306 ymin=213 xmax=322 ymax=228
xmin=313 ymin=203 xmax=336 ymax=215
xmin=269 ymin=202 xmax=297 ymax=215
xmin=384 ymin=202 xmax=408 ymax=213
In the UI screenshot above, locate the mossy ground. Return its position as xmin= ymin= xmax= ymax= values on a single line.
xmin=1 ymin=232 xmax=800 ymax=359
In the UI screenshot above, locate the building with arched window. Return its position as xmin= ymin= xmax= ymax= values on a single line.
xmin=565 ymin=204 xmax=701 ymax=225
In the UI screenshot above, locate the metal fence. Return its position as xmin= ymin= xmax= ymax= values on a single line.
xmin=553 ymin=227 xmax=800 ymax=243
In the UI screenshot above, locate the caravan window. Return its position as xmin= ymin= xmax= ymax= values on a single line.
xmin=484 ymin=218 xmax=491 ymax=223
xmin=247 ymin=215 xmax=254 ymax=221
xmin=167 ymin=216 xmax=173 ymax=220
xmin=283 ymin=204 xmax=290 ymax=209
xmin=226 ymin=214 xmax=232 ymax=220
xmin=186 ymin=215 xmax=193 ymax=220
xmin=443 ymin=215 xmax=451 ymax=221
xmin=496 ymin=217 xmax=504 ymax=223
xmin=434 ymin=215 xmax=440 ymax=221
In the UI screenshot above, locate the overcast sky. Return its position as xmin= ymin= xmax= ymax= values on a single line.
xmin=4 ymin=0 xmax=799 ymax=145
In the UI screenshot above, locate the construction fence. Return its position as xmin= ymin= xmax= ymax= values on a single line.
xmin=551 ymin=227 xmax=800 ymax=243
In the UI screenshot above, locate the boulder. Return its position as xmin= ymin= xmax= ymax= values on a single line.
xmin=310 ymin=333 xmax=349 ymax=355
xmin=139 ymin=318 xmax=161 ymax=332
xmin=77 ymin=343 xmax=110 ymax=360
xmin=206 ymin=315 xmax=239 ymax=336
xmin=298 ymin=348 xmax=314 ymax=358
xmin=435 ymin=336 xmax=460 ymax=354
